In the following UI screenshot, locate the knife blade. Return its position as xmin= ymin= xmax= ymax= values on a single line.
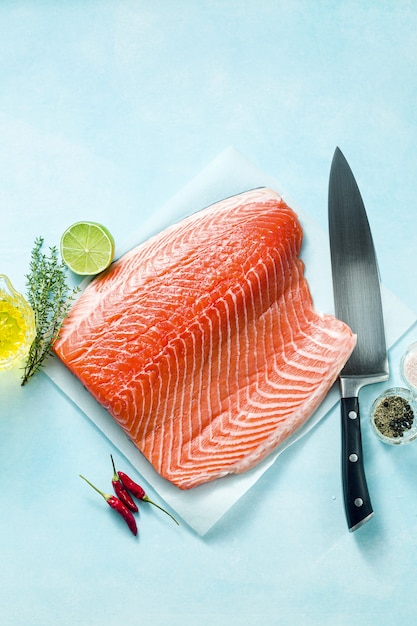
xmin=328 ymin=147 xmax=389 ymax=532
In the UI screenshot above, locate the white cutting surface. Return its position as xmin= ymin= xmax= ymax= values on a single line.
xmin=45 ymin=147 xmax=416 ymax=534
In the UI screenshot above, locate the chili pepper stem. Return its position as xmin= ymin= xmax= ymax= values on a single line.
xmin=79 ymin=474 xmax=110 ymax=501
xmin=143 ymin=496 xmax=179 ymax=525
xmin=110 ymin=454 xmax=118 ymax=482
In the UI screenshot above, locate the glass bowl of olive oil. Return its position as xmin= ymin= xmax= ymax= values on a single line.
xmin=0 ymin=274 xmax=35 ymax=371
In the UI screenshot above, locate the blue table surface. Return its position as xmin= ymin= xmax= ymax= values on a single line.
xmin=1 ymin=2 xmax=417 ymax=625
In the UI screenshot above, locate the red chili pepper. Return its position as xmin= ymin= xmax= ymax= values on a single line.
xmin=118 ymin=471 xmax=146 ymax=499
xmin=79 ymin=474 xmax=138 ymax=536
xmin=118 ymin=470 xmax=179 ymax=525
xmin=110 ymin=455 xmax=138 ymax=512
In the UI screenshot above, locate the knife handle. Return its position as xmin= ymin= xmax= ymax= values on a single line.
xmin=341 ymin=397 xmax=374 ymax=532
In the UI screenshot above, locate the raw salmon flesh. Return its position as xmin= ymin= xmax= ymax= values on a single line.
xmin=54 ymin=188 xmax=356 ymax=489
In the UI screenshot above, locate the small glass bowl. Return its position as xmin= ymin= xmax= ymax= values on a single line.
xmin=400 ymin=342 xmax=417 ymax=394
xmin=0 ymin=274 xmax=36 ymax=371
xmin=370 ymin=387 xmax=417 ymax=445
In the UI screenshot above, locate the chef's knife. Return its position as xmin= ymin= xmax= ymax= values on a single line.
xmin=328 ymin=147 xmax=389 ymax=532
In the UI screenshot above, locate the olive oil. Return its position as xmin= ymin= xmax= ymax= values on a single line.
xmin=0 ymin=274 xmax=35 ymax=370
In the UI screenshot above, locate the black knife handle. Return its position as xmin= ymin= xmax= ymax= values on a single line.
xmin=341 ymin=396 xmax=374 ymax=532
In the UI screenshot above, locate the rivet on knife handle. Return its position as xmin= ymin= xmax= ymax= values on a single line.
xmin=341 ymin=396 xmax=374 ymax=531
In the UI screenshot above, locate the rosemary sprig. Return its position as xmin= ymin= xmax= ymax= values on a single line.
xmin=21 ymin=236 xmax=79 ymax=386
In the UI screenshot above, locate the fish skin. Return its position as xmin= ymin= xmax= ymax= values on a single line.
xmin=54 ymin=188 xmax=356 ymax=489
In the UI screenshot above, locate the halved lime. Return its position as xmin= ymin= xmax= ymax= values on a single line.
xmin=60 ymin=221 xmax=115 ymax=275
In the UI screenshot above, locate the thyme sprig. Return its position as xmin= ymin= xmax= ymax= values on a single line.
xmin=21 ymin=236 xmax=79 ymax=386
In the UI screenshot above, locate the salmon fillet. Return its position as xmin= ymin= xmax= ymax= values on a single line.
xmin=54 ymin=188 xmax=356 ymax=489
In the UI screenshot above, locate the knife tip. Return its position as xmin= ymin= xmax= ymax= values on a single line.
xmin=331 ymin=146 xmax=347 ymax=169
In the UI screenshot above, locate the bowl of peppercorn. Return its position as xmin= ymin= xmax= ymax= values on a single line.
xmin=370 ymin=387 xmax=417 ymax=445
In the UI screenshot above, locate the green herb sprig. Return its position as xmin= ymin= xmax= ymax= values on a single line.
xmin=21 ymin=237 xmax=79 ymax=386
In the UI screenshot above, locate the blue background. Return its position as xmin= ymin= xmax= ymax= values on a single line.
xmin=1 ymin=2 xmax=417 ymax=625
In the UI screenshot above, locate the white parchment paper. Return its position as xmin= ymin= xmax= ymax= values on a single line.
xmin=45 ymin=147 xmax=417 ymax=535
